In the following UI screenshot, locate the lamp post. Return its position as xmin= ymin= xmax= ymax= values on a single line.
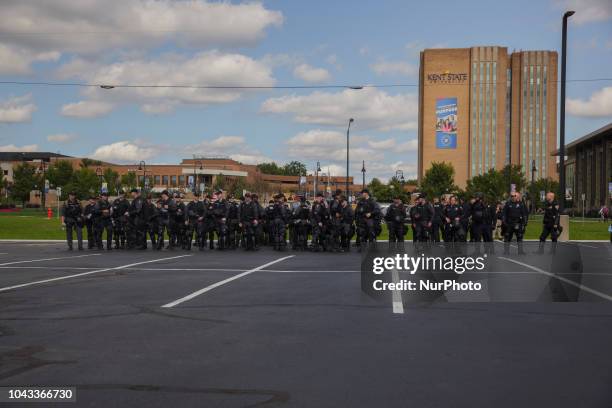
xmin=559 ymin=10 xmax=575 ymax=212
xmin=346 ymin=118 xmax=354 ymax=201
xmin=531 ymin=159 xmax=537 ymax=184
xmin=361 ymin=160 xmax=366 ymax=190
xmin=315 ymin=161 xmax=321 ymax=197
xmin=39 ymin=161 xmax=47 ymax=208
xmin=193 ymin=160 xmax=203 ymax=194
xmin=138 ymin=161 xmax=146 ymax=193
xmin=395 ymin=170 xmax=405 ymax=184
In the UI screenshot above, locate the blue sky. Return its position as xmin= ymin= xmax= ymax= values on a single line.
xmin=0 ymin=0 xmax=610 ymax=181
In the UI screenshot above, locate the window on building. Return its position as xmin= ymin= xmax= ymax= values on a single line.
xmin=162 ymin=175 xmax=169 ymax=186
xmin=171 ymin=175 xmax=177 ymax=186
xmin=3 ymin=170 xmax=7 ymax=176
xmin=178 ymin=175 xmax=185 ymax=186
xmin=154 ymin=175 xmax=161 ymax=185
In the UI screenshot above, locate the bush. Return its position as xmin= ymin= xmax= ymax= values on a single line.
xmin=25 ymin=203 xmax=41 ymax=209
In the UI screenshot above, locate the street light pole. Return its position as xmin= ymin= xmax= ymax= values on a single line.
xmin=138 ymin=161 xmax=146 ymax=194
xmin=361 ymin=160 xmax=366 ymax=190
xmin=559 ymin=10 xmax=575 ymax=212
xmin=346 ymin=118 xmax=354 ymax=201
xmin=315 ymin=161 xmax=321 ymax=197
xmin=39 ymin=162 xmax=47 ymax=209
xmin=531 ymin=159 xmax=536 ymax=184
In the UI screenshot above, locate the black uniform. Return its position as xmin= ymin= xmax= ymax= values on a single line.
xmin=310 ymin=200 xmax=329 ymax=251
xmin=410 ymin=202 xmax=434 ymax=242
xmin=143 ymin=200 xmax=158 ymax=249
xmin=443 ymin=203 xmax=465 ymax=242
xmin=111 ymin=197 xmax=129 ymax=249
xmin=173 ymin=200 xmax=187 ymax=249
xmin=268 ymin=201 xmax=288 ymax=250
xmin=93 ymin=198 xmax=113 ymax=250
xmin=128 ymin=195 xmax=146 ymax=249
xmin=503 ymin=199 xmax=528 ymax=250
xmin=61 ymin=198 xmax=83 ymax=250
xmin=83 ymin=202 xmax=96 ymax=249
xmin=339 ymin=203 xmax=355 ymax=251
xmin=239 ymin=200 xmax=260 ymax=250
xmin=470 ymin=199 xmax=494 ymax=242
xmin=355 ymin=197 xmax=380 ymax=248
xmin=431 ymin=201 xmax=444 ymax=242
xmin=385 ymin=202 xmax=408 ymax=243
xmin=186 ymin=200 xmax=207 ymax=250
xmin=329 ymin=198 xmax=343 ymax=251
xmin=156 ymin=198 xmax=176 ymax=249
xmin=211 ymin=199 xmax=230 ymax=250
xmin=540 ymin=199 xmax=560 ymax=242
xmin=292 ymin=200 xmax=310 ymax=250
xmin=227 ymin=201 xmax=240 ymax=249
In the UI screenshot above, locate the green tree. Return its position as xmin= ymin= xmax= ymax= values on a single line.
xmin=120 ymin=172 xmax=137 ymax=191
xmin=367 ymin=178 xmax=391 ymax=202
xmin=501 ymin=164 xmax=527 ymax=194
xmin=103 ymin=168 xmax=120 ymax=194
xmin=419 ymin=162 xmax=457 ymax=199
xmin=47 ymin=160 xmax=74 ymax=196
xmin=257 ymin=162 xmax=283 ymax=175
xmin=213 ymin=174 xmax=228 ymax=191
xmin=65 ymin=167 xmax=100 ymax=199
xmin=80 ymin=158 xmax=103 ymax=168
xmin=527 ymin=178 xmax=559 ymax=210
xmin=282 ymin=161 xmax=307 ymax=176
xmin=11 ymin=163 xmax=42 ymax=203
xmin=465 ymin=168 xmax=507 ymax=203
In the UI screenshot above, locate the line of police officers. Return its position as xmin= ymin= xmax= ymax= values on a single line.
xmin=61 ymin=187 xmax=561 ymax=253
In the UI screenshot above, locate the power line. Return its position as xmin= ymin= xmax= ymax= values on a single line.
xmin=0 ymin=78 xmax=610 ymax=90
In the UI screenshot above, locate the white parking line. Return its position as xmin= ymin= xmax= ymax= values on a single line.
xmin=390 ymin=268 xmax=404 ymax=314
xmin=162 ymin=255 xmax=295 ymax=308
xmin=498 ymin=256 xmax=612 ymax=302
xmin=0 ymin=253 xmax=100 ymax=266
xmin=0 ymin=255 xmax=192 ymax=293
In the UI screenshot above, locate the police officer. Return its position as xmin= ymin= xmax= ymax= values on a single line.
xmin=239 ymin=193 xmax=260 ymax=251
xmin=339 ymin=196 xmax=354 ymax=252
xmin=128 ymin=188 xmax=146 ymax=250
xmin=310 ymin=193 xmax=328 ymax=251
xmin=226 ymin=196 xmax=240 ymax=250
xmin=410 ymin=193 xmax=434 ymax=243
xmin=111 ymin=193 xmax=130 ymax=249
xmin=83 ymin=196 xmax=96 ymax=249
xmin=540 ymin=192 xmax=561 ymax=243
xmin=268 ymin=194 xmax=288 ymax=251
xmin=329 ymin=191 xmax=344 ymax=252
xmin=186 ymin=195 xmax=206 ymax=250
xmin=355 ymin=189 xmax=380 ymax=250
xmin=143 ymin=194 xmax=158 ymax=249
xmin=173 ymin=193 xmax=187 ymax=249
xmin=93 ymin=192 xmax=113 ymax=250
xmin=61 ymin=191 xmax=83 ymax=250
xmin=156 ymin=190 xmax=176 ymax=250
xmin=431 ymin=197 xmax=444 ymax=242
xmin=211 ymin=190 xmax=230 ymax=250
xmin=470 ymin=193 xmax=493 ymax=242
xmin=385 ymin=195 xmax=408 ymax=247
xmin=292 ymin=195 xmax=310 ymax=250
xmin=443 ymin=196 xmax=465 ymax=242
xmin=503 ymin=192 xmax=528 ymax=254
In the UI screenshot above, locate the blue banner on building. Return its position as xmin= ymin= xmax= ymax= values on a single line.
xmin=435 ymin=97 xmax=457 ymax=149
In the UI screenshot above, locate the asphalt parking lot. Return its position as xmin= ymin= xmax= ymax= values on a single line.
xmin=1 ymin=241 xmax=612 ymax=407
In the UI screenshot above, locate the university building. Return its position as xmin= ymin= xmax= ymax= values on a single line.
xmin=418 ymin=46 xmax=558 ymax=188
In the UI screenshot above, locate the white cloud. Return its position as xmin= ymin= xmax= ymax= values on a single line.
xmin=286 ymin=130 xmax=345 ymax=147
xmin=58 ymin=51 xmax=275 ymax=115
xmin=567 ymin=87 xmax=612 ymax=117
xmin=370 ymin=60 xmax=417 ymax=77
xmin=0 ymin=94 xmax=36 ymax=123
xmin=229 ymin=153 xmax=272 ymax=165
xmin=0 ymin=144 xmax=38 ymax=152
xmin=261 ymin=87 xmax=418 ymax=131
xmin=284 ymin=129 xmax=383 ymax=163
xmin=0 ymin=44 xmax=59 ymax=75
xmin=91 ymin=141 xmax=158 ymax=162
xmin=61 ymin=100 xmax=114 ymax=118
xmin=293 ymin=63 xmax=331 ymax=83
xmin=208 ymin=136 xmax=246 ymax=149
xmin=367 ymin=138 xmax=396 ymax=150
xmin=396 ymin=139 xmax=418 ymax=152
xmin=47 ymin=134 xmax=77 ymax=143
xmin=0 ymin=1 xmax=283 ymax=56
xmin=326 ymin=54 xmax=342 ymax=71
xmin=555 ymin=0 xmax=612 ymax=24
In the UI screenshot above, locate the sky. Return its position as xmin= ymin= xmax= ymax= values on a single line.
xmin=0 ymin=0 xmax=610 ymax=182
